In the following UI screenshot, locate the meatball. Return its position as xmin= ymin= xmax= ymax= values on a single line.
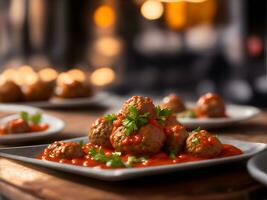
xmin=196 ymin=93 xmax=226 ymax=118
xmin=0 ymin=81 xmax=24 ymax=102
xmin=22 ymin=80 xmax=54 ymax=101
xmin=161 ymin=94 xmax=185 ymax=113
xmin=120 ymin=96 xmax=156 ymax=119
xmin=186 ymin=130 xmax=223 ymax=158
xmin=5 ymin=119 xmax=31 ymax=134
xmin=164 ymin=124 xmax=188 ymax=153
xmin=111 ymin=124 xmax=166 ymax=156
xmin=55 ymin=80 xmax=92 ymax=98
xmin=47 ymin=141 xmax=84 ymax=159
xmin=89 ymin=117 xmax=113 ymax=148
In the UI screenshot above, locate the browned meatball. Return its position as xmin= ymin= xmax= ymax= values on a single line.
xmin=47 ymin=141 xmax=84 ymax=159
xmin=23 ymin=80 xmax=54 ymax=101
xmin=0 ymin=81 xmax=24 ymax=102
xmin=164 ymin=124 xmax=188 ymax=153
xmin=196 ymin=93 xmax=226 ymax=118
xmin=111 ymin=124 xmax=166 ymax=156
xmin=55 ymin=80 xmax=92 ymax=98
xmin=120 ymin=96 xmax=156 ymax=119
xmin=5 ymin=119 xmax=31 ymax=134
xmin=186 ymin=130 xmax=223 ymax=158
xmin=89 ymin=117 xmax=113 ymax=148
xmin=161 ymin=94 xmax=186 ymax=113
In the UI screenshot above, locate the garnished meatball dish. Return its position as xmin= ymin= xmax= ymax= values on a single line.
xmin=161 ymin=93 xmax=227 ymax=119
xmin=0 ymin=111 xmax=49 ymax=135
xmin=39 ymin=96 xmax=242 ymax=169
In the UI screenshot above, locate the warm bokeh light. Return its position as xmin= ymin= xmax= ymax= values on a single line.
xmin=1 ymin=69 xmax=17 ymax=80
xmin=165 ymin=2 xmax=186 ymax=30
xmin=23 ymin=72 xmax=39 ymax=85
xmin=159 ymin=0 xmax=206 ymax=2
xmin=94 ymin=5 xmax=115 ymax=28
xmin=57 ymin=73 xmax=74 ymax=86
xmin=38 ymin=68 xmax=59 ymax=82
xmin=67 ymin=69 xmax=86 ymax=82
xmin=95 ymin=37 xmax=122 ymax=57
xmin=90 ymin=67 xmax=115 ymax=86
xmin=18 ymin=65 xmax=35 ymax=74
xmin=141 ymin=0 xmax=164 ymax=20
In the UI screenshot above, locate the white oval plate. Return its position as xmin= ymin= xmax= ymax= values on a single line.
xmin=0 ymin=136 xmax=266 ymax=181
xmin=178 ymin=104 xmax=261 ymax=129
xmin=0 ymin=114 xmax=65 ymax=144
xmin=247 ymin=150 xmax=267 ymax=186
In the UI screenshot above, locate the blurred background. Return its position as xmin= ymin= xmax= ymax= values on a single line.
xmin=0 ymin=0 xmax=265 ymax=106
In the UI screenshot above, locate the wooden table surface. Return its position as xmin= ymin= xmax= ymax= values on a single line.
xmin=0 ymin=106 xmax=267 ymax=200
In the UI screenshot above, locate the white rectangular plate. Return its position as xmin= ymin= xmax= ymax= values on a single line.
xmin=0 ymin=137 xmax=266 ymax=181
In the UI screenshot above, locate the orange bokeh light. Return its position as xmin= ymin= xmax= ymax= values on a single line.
xmin=94 ymin=5 xmax=115 ymax=28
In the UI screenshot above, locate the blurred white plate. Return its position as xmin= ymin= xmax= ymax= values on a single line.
xmin=178 ymin=104 xmax=260 ymax=129
xmin=0 ymin=114 xmax=65 ymax=144
xmin=0 ymin=137 xmax=265 ymax=181
xmin=247 ymin=150 xmax=267 ymax=186
xmin=16 ymin=92 xmax=108 ymax=108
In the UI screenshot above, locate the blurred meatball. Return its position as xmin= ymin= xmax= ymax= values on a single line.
xmin=161 ymin=94 xmax=185 ymax=113
xmin=5 ymin=119 xmax=31 ymax=134
xmin=186 ymin=130 xmax=223 ymax=158
xmin=111 ymin=124 xmax=166 ymax=156
xmin=196 ymin=93 xmax=226 ymax=118
xmin=47 ymin=141 xmax=84 ymax=159
xmin=164 ymin=124 xmax=188 ymax=153
xmin=0 ymin=81 xmax=24 ymax=102
xmin=55 ymin=80 xmax=92 ymax=98
xmin=120 ymin=96 xmax=156 ymax=119
xmin=23 ymin=80 xmax=54 ymax=101
xmin=89 ymin=117 xmax=113 ymax=148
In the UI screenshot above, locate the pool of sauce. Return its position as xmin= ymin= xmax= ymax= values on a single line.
xmin=39 ymin=143 xmax=242 ymax=169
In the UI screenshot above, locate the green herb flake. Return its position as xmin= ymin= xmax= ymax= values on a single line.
xmin=79 ymin=140 xmax=84 ymax=147
xmin=20 ymin=111 xmax=29 ymax=122
xmin=31 ymin=112 xmax=42 ymax=124
xmin=192 ymin=137 xmax=200 ymax=145
xmin=127 ymin=156 xmax=146 ymax=165
xmin=88 ymin=147 xmax=128 ymax=168
xmin=104 ymin=113 xmax=117 ymax=123
xmin=192 ymin=127 xmax=202 ymax=133
xmin=155 ymin=106 xmax=172 ymax=126
xmin=169 ymin=151 xmax=177 ymax=159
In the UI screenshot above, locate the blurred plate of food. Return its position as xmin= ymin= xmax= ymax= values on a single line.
xmin=0 ymin=67 xmax=108 ymax=108
xmin=0 ymin=111 xmax=65 ymax=144
xmin=247 ymin=150 xmax=267 ymax=187
xmin=160 ymin=93 xmax=260 ymax=129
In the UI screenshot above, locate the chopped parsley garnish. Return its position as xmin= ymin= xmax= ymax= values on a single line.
xmin=127 ymin=156 xmax=147 ymax=165
xmin=104 ymin=113 xmax=117 ymax=123
xmin=20 ymin=111 xmax=29 ymax=121
xmin=122 ymin=106 xmax=150 ymax=136
xmin=192 ymin=137 xmax=200 ymax=145
xmin=79 ymin=140 xmax=84 ymax=147
xmin=88 ymin=147 xmax=128 ymax=168
xmin=156 ymin=106 xmax=172 ymax=125
xmin=88 ymin=147 xmax=147 ymax=168
xmin=192 ymin=127 xmax=202 ymax=133
xmin=20 ymin=111 xmax=42 ymax=124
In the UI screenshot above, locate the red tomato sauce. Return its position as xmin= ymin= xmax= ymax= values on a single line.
xmin=38 ymin=143 xmax=242 ymax=169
